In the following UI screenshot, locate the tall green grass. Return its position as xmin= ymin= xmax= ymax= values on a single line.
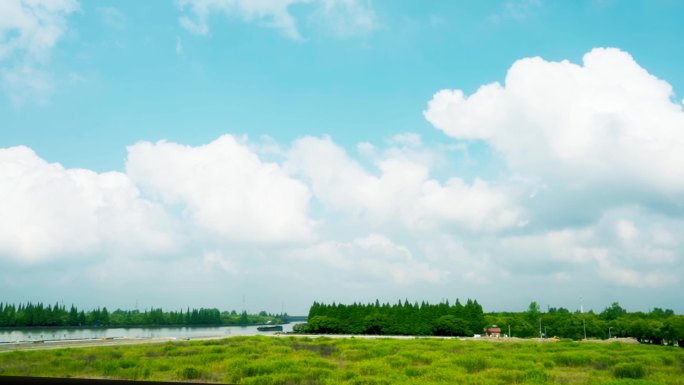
xmin=0 ymin=336 xmax=682 ymax=384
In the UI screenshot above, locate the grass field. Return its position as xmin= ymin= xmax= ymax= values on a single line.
xmin=0 ymin=336 xmax=682 ymax=384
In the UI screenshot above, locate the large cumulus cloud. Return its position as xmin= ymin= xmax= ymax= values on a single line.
xmin=425 ymin=48 xmax=684 ymax=197
xmin=126 ymin=135 xmax=316 ymax=245
xmin=287 ymin=135 xmax=522 ymax=233
xmin=0 ymin=146 xmax=177 ymax=263
xmin=424 ymin=47 xmax=684 ymax=293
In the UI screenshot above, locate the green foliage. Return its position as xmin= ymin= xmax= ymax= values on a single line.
xmin=0 ymin=336 xmax=683 ymax=384
xmin=433 ymin=315 xmax=471 ymax=336
xmin=306 ymin=316 xmax=343 ymax=333
xmin=306 ymin=298 xmax=485 ymax=336
xmin=602 ymin=302 xmax=628 ymax=320
xmin=554 ymin=352 xmax=593 ymax=367
xmin=614 ymin=363 xmax=646 ymax=379
xmin=456 ymin=355 xmax=488 ymax=373
xmin=486 ymin=302 xmax=683 ymax=344
xmin=292 ymin=322 xmax=307 ymax=333
xmin=177 ymin=366 xmax=203 ymax=380
xmin=0 ymin=301 xmax=284 ymax=327
xmin=525 ymin=367 xmax=548 ymax=383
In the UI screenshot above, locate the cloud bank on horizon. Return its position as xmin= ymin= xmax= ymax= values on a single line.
xmin=1 ymin=0 xmax=683 ymax=314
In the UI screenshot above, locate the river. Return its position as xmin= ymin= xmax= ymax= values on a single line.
xmin=0 ymin=323 xmax=297 ymax=343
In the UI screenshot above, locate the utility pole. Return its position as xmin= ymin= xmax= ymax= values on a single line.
xmin=608 ymin=327 xmax=613 ymax=339
xmin=583 ymin=318 xmax=587 ymax=340
xmin=539 ymin=318 xmax=543 ymax=339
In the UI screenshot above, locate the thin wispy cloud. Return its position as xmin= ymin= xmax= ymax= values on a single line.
xmin=0 ymin=0 xmax=79 ymax=106
xmin=176 ymin=0 xmax=378 ymax=40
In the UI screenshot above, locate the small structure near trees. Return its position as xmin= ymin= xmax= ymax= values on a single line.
xmin=484 ymin=325 xmax=502 ymax=338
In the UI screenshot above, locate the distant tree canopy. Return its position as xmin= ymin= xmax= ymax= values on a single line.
xmin=305 ymin=299 xmax=485 ymax=336
xmin=0 ymin=302 xmax=286 ymax=328
xmin=481 ymin=302 xmax=683 ymax=347
xmin=303 ymin=300 xmax=684 ymax=347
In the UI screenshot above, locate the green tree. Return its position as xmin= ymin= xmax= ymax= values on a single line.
xmin=238 ymin=311 xmax=249 ymax=326
xmin=101 ymin=307 xmax=110 ymax=326
xmin=663 ymin=315 xmax=684 ymax=347
xmin=433 ymin=315 xmax=470 ymax=336
xmin=601 ymin=302 xmax=627 ymax=321
xmin=306 ymin=316 xmax=342 ymax=334
xmin=292 ymin=323 xmax=308 ymax=333
xmin=362 ymin=313 xmax=390 ymax=335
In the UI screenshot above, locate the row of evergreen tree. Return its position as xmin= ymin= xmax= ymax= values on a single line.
xmin=0 ymin=302 xmax=285 ymax=328
xmin=305 ymin=299 xmax=485 ymax=336
xmin=303 ymin=300 xmax=684 ymax=347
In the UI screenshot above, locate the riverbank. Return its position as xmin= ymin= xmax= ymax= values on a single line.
xmin=0 ymin=337 xmax=176 ymax=352
xmin=1 ymin=332 xmax=643 ymax=354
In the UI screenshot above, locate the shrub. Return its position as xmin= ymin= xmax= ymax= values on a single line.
xmin=292 ymin=323 xmax=307 ymax=333
xmin=614 ymin=363 xmax=646 ymax=379
xmin=457 ymin=356 xmax=488 ymax=373
xmin=554 ymin=352 xmax=592 ymax=367
xmin=117 ymin=359 xmax=136 ymax=369
xmin=404 ymin=367 xmax=424 ymax=377
xmin=659 ymin=355 xmax=674 ymax=365
xmin=525 ymin=367 xmax=548 ymax=383
xmin=178 ymin=366 xmax=202 ymax=380
xmin=101 ymin=362 xmax=117 ymax=376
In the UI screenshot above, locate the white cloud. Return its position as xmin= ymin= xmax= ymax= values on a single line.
xmin=126 ymin=135 xmax=315 ymax=244
xmin=98 ymin=6 xmax=125 ymax=30
xmin=493 ymin=207 xmax=682 ymax=288
xmin=177 ymin=0 xmax=305 ymax=39
xmin=175 ymin=36 xmax=183 ymax=55
xmin=287 ymin=135 xmax=522 ymax=232
xmin=615 ymin=220 xmax=638 ymax=243
xmin=309 ymin=0 xmax=377 ymax=38
xmin=1 ymin=128 xmax=682 ymax=309
xmin=176 ymin=0 xmax=377 ymax=40
xmin=0 ymin=0 xmax=79 ymax=105
xmin=595 ymin=255 xmax=677 ymax=288
xmin=488 ymin=0 xmax=541 ymax=24
xmin=425 ymin=48 xmax=684 ymax=205
xmin=291 ymin=234 xmax=446 ymax=285
xmin=202 ymin=250 xmax=237 ymax=274
xmin=418 ymin=235 xmax=494 ymax=285
xmin=0 ymin=146 xmax=177 ymax=263
xmin=1 ymin=63 xmax=53 ymax=105
xmin=389 ymin=133 xmax=422 ymax=147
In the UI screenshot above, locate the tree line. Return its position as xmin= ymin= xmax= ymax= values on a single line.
xmin=486 ymin=301 xmax=684 ymax=346
xmin=303 ymin=299 xmax=485 ymax=336
xmin=0 ymin=302 xmax=287 ymax=328
xmin=301 ymin=300 xmax=684 ymax=347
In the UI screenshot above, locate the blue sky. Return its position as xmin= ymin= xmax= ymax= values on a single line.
xmin=2 ymin=0 xmax=684 ymax=315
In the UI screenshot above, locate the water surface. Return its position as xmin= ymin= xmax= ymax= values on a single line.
xmin=0 ymin=324 xmax=296 ymax=343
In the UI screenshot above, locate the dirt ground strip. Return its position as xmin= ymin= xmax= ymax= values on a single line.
xmin=0 ymin=335 xmax=228 ymax=353
xmin=0 ymin=334 xmax=640 ymax=353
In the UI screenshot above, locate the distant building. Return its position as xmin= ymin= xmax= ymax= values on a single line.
xmin=484 ymin=325 xmax=501 ymax=338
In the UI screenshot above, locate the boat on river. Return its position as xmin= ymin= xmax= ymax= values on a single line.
xmin=256 ymin=325 xmax=283 ymax=332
